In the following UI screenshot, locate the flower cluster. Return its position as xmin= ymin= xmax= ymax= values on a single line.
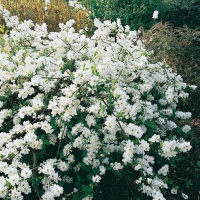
xmin=0 ymin=4 xmax=195 ymax=199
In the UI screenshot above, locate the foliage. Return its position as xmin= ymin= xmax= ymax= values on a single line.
xmin=0 ymin=4 xmax=195 ymax=200
xmin=140 ymin=22 xmax=200 ymax=118
xmin=75 ymin=0 xmax=170 ymax=30
xmin=163 ymin=0 xmax=200 ymax=29
xmin=0 ymin=0 xmax=92 ymax=32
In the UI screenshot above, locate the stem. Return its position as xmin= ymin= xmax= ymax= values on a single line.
xmin=56 ymin=126 xmax=66 ymax=158
xmin=41 ymin=76 xmax=69 ymax=79
xmin=101 ymin=97 xmax=125 ymax=134
xmin=32 ymin=150 xmax=37 ymax=168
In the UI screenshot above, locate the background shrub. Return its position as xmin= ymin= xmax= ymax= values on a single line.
xmin=163 ymin=0 xmax=200 ymax=29
xmin=76 ymin=0 xmax=170 ymax=30
xmin=0 ymin=0 xmax=92 ymax=32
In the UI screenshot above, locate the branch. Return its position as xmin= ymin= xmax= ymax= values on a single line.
xmin=56 ymin=125 xmax=66 ymax=158
xmin=32 ymin=150 xmax=37 ymax=168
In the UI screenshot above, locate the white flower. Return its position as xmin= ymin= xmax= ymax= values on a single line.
xmin=10 ymin=189 xmax=23 ymax=200
xmin=39 ymin=164 xmax=54 ymax=175
xmin=104 ymin=115 xmax=117 ymax=132
xmin=31 ymin=75 xmax=42 ymax=86
xmin=152 ymin=10 xmax=159 ymax=19
xmin=158 ymin=165 xmax=169 ymax=176
xmin=175 ymin=111 xmax=191 ymax=119
xmin=122 ymin=140 xmax=135 ymax=164
xmin=90 ymin=75 xmax=99 ymax=87
xmin=182 ymin=193 xmax=188 ymax=199
xmin=148 ymin=134 xmax=160 ymax=143
xmin=85 ymin=115 xmax=96 ymax=127
xmin=182 ymin=125 xmax=191 ymax=133
xmin=125 ymin=123 xmax=144 ymax=138
xmin=166 ymin=120 xmax=177 ymax=130
xmin=190 ymin=85 xmax=197 ymax=90
xmin=0 ymin=101 xmax=3 ymax=108
xmin=73 ymin=136 xmax=83 ymax=148
xmin=63 ymin=175 xmax=73 ymax=183
xmin=8 ymin=174 xmax=21 ymax=186
xmin=92 ymin=175 xmax=101 ymax=183
xmin=82 ymin=195 xmax=93 ymax=200
xmin=99 ymin=165 xmax=106 ymax=175
xmin=171 ymin=188 xmax=177 ymax=194
xmin=0 ymin=177 xmax=6 ymax=189
xmin=165 ymin=86 xmax=174 ymax=102
xmin=41 ymin=191 xmax=54 ymax=200
xmin=111 ymin=162 xmax=124 ymax=170
xmin=50 ymin=184 xmax=63 ymax=197
xmin=57 ymin=161 xmax=69 ymax=172
xmin=21 ymin=167 xmax=32 ymax=179
xmin=18 ymin=180 xmax=31 ymax=194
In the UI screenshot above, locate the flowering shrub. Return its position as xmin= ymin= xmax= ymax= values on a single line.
xmin=0 ymin=5 xmax=195 ymax=200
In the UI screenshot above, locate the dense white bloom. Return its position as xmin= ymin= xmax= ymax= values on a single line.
xmin=0 ymin=5 xmax=193 ymax=199
xmin=50 ymin=184 xmax=63 ymax=197
xmin=125 ymin=123 xmax=144 ymax=138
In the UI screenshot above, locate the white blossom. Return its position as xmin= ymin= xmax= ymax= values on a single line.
xmin=152 ymin=10 xmax=159 ymax=19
